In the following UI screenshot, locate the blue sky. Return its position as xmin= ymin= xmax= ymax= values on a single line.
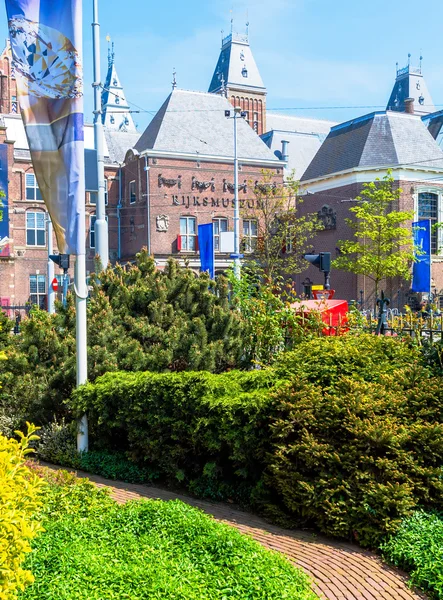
xmin=0 ymin=0 xmax=442 ymax=131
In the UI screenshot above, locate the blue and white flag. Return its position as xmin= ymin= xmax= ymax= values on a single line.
xmin=411 ymin=220 xmax=431 ymax=293
xmin=5 ymin=0 xmax=85 ymax=255
xmin=198 ymin=223 xmax=214 ymax=279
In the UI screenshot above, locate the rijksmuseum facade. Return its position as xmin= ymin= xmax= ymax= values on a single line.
xmin=2 ymin=28 xmax=443 ymax=311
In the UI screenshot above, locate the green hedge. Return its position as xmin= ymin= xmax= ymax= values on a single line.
xmin=20 ymin=468 xmax=316 ymax=600
xmin=71 ymin=335 xmax=443 ymax=547
xmin=72 ymin=369 xmax=277 ymax=501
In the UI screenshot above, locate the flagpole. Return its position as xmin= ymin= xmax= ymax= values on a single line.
xmin=76 ymin=252 xmax=88 ymax=452
xmin=92 ymin=0 xmax=109 ymax=271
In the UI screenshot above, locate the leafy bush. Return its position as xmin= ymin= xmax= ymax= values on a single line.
xmin=20 ymin=470 xmax=316 ymax=600
xmin=0 ymin=424 xmax=45 ymax=599
xmin=35 ymin=419 xmax=79 ymax=466
xmin=381 ymin=511 xmax=443 ymax=599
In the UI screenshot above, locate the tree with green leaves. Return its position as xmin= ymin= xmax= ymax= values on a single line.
xmin=241 ymin=171 xmax=318 ymax=284
xmin=332 ymin=172 xmax=415 ymax=304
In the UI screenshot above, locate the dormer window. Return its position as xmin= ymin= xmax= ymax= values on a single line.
xmin=419 ymin=95 xmax=425 ymax=105
xmin=115 ymin=96 xmax=120 ymax=104
xmin=113 ymin=78 xmax=118 ymax=86
xmin=240 ymin=50 xmax=245 ymax=61
xmin=110 ymin=116 xmax=115 ymax=124
xmin=242 ymin=67 xmax=248 ymax=78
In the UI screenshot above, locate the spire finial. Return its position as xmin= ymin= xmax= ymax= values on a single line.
xmin=419 ymin=53 xmax=423 ymax=72
xmin=220 ymin=73 xmax=227 ymax=98
xmin=172 ymin=68 xmax=177 ymax=90
xmin=408 ymin=52 xmax=411 ymax=66
xmin=106 ymin=34 xmax=113 ymax=68
xmin=396 ymin=61 xmax=398 ymax=76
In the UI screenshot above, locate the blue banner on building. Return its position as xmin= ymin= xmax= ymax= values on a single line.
xmin=411 ymin=220 xmax=431 ymax=293
xmin=0 ymin=144 xmax=9 ymax=257
xmin=198 ymin=223 xmax=214 ymax=279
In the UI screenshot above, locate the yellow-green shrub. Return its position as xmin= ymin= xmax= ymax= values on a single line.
xmin=0 ymin=424 xmax=45 ymax=599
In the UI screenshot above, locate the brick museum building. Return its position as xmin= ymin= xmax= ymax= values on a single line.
xmin=1 ymin=27 xmax=443 ymax=310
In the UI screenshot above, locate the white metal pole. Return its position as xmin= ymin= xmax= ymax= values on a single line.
xmin=233 ymin=106 xmax=241 ymax=279
xmin=92 ymin=0 xmax=109 ymax=271
xmin=47 ymin=217 xmax=55 ymax=314
xmin=75 ymin=253 xmax=88 ymax=452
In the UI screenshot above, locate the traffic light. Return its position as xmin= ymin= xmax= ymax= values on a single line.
xmin=49 ymin=254 xmax=70 ymax=271
xmin=304 ymin=252 xmax=331 ymax=273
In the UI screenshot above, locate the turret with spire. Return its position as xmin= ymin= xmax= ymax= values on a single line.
xmin=101 ymin=40 xmax=137 ymax=133
xmin=208 ymin=22 xmax=267 ymax=134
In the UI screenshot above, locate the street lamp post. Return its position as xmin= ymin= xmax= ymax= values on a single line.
xmin=92 ymin=0 xmax=109 ymax=271
xmin=225 ymin=106 xmax=245 ymax=280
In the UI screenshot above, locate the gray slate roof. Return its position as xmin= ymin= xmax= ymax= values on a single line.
xmin=104 ymin=129 xmax=141 ymax=164
xmin=262 ymin=113 xmax=336 ymax=178
xmin=301 ymin=111 xmax=443 ymax=182
xmin=135 ymin=89 xmax=279 ymax=163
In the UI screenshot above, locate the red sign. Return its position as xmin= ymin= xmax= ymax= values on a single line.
xmin=52 ymin=277 xmax=59 ymax=292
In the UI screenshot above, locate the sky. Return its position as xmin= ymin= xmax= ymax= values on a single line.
xmin=0 ymin=0 xmax=442 ymax=131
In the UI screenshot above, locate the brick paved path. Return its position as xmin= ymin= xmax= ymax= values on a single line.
xmin=52 ymin=466 xmax=426 ymax=600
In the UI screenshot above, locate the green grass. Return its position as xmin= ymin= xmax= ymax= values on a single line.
xmin=381 ymin=510 xmax=443 ymax=599
xmin=20 ymin=470 xmax=317 ymax=600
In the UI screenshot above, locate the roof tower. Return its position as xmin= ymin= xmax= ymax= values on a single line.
xmin=208 ymin=24 xmax=267 ymax=135
xmin=387 ymin=55 xmax=435 ymax=117
xmin=101 ymin=43 xmax=137 ymax=133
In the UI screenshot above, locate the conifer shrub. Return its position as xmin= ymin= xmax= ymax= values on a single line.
xmin=264 ymin=335 xmax=443 ymax=547
xmin=0 ymin=425 xmax=45 ymax=599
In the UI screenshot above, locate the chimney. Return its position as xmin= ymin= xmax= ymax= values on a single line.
xmin=404 ymin=97 xmax=414 ymax=114
xmin=281 ymin=139 xmax=289 ymax=163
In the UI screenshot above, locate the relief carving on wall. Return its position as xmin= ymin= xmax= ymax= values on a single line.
xmin=223 ymin=179 xmax=247 ymax=193
xmin=254 ymin=180 xmax=277 ymax=194
xmin=158 ymin=174 xmax=182 ymax=189
xmin=191 ymin=176 xmax=215 ymax=192
xmin=156 ymin=214 xmax=170 ymax=232
xmin=317 ymin=204 xmax=337 ymax=230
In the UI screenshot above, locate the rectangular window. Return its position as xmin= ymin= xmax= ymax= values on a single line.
xmin=213 ymin=218 xmax=228 ymax=252
xmin=26 ymin=211 xmax=46 ymax=246
xmin=88 ymin=192 xmax=97 ymax=205
xmin=11 ymin=95 xmax=17 ymax=113
xmin=29 ymin=274 xmax=46 ymax=308
xmin=25 ymin=173 xmax=43 ymax=201
xmin=243 ymin=219 xmax=258 ymax=253
xmin=418 ymin=192 xmax=438 ymax=254
xmin=90 ymin=215 xmax=96 ymax=249
xmin=129 ymin=180 xmax=136 ymax=204
xmin=90 ymin=214 xmax=108 ymax=249
xmin=180 ymin=216 xmax=196 ymax=251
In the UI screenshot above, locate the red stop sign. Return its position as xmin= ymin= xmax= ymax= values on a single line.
xmin=52 ymin=277 xmax=59 ymax=292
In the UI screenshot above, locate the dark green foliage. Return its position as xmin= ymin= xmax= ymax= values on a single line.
xmin=72 ymin=334 xmax=443 ymax=548
xmin=0 ymin=252 xmax=248 ymax=429
xmin=381 ymin=511 xmax=443 ymax=599
xmin=71 ymin=369 xmax=277 ymax=500
xmin=266 ymin=335 xmax=443 ymax=547
xmin=20 ymin=470 xmax=316 ymax=600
